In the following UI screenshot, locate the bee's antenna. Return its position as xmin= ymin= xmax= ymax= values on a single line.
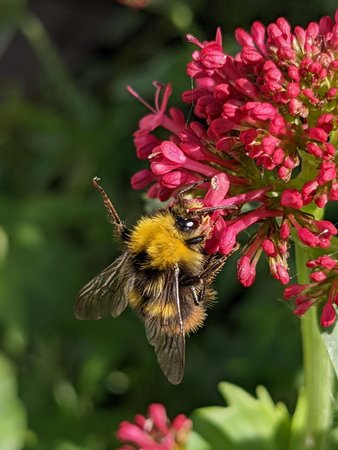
xmin=177 ymin=179 xmax=209 ymax=203
xmin=176 ymin=179 xmax=238 ymax=216
xmin=193 ymin=204 xmax=239 ymax=216
xmin=92 ymin=177 xmax=126 ymax=237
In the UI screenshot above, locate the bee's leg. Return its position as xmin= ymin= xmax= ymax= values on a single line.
xmin=174 ymin=264 xmax=184 ymax=334
xmin=92 ymin=177 xmax=128 ymax=239
xmin=181 ymin=276 xmax=204 ymax=305
xmin=200 ymin=255 xmax=228 ymax=279
xmin=180 ymin=256 xmax=227 ymax=286
xmin=190 ymin=286 xmax=201 ymax=305
xmin=201 ymin=244 xmax=240 ymax=279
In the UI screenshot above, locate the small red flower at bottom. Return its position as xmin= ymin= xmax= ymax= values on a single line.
xmin=284 ymin=255 xmax=338 ymax=327
xmin=117 ymin=403 xmax=192 ymax=450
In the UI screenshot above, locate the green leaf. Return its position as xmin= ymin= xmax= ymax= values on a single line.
xmin=322 ymin=321 xmax=338 ymax=379
xmin=0 ymin=353 xmax=27 ymax=450
xmin=190 ymin=382 xmax=290 ymax=450
xmin=186 ymin=431 xmax=211 ymax=450
xmin=289 ymin=388 xmax=307 ymax=450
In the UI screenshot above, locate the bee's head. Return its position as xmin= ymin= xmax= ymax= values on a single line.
xmin=170 ymin=197 xmax=212 ymax=246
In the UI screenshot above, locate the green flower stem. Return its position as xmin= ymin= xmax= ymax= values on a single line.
xmin=295 ymin=225 xmax=334 ymax=449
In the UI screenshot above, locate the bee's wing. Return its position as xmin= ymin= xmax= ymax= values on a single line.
xmin=144 ymin=266 xmax=185 ymax=385
xmin=75 ymin=252 xmax=130 ymax=320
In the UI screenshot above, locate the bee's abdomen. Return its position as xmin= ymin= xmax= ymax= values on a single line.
xmin=125 ymin=278 xmax=215 ymax=335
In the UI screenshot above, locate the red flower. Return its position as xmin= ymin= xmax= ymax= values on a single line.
xmin=128 ymin=11 xmax=338 ymax=300
xmin=284 ymin=256 xmax=338 ymax=327
xmin=117 ymin=403 xmax=192 ymax=450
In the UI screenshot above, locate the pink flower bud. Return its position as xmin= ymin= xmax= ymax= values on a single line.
xmin=269 ymin=114 xmax=287 ymax=135
xmin=172 ymin=413 xmax=192 ymax=432
xmin=317 ymin=113 xmax=334 ymax=130
xmin=158 ymin=186 xmax=173 ymax=202
xmin=316 ymin=220 xmax=337 ymax=236
xmin=288 ymin=64 xmax=300 ymax=81
xmin=283 ymin=156 xmax=297 ymax=169
xmin=276 ymin=265 xmax=290 ymax=285
xmin=148 ymin=403 xmax=169 ymax=434
xmin=277 ymin=165 xmax=291 ymax=181
xmin=117 ymin=422 xmax=155 ymax=448
xmin=237 ymin=256 xmax=256 ymax=287
xmin=261 ymin=135 xmax=279 ymax=154
xmin=315 ymin=193 xmax=328 ymax=208
xmin=131 ymin=169 xmax=156 ymax=190
xmin=280 ymin=222 xmax=291 ymax=239
xmin=134 ymin=413 xmax=147 ymax=428
xmin=320 ymin=301 xmax=336 ymax=327
xmin=286 ymin=82 xmax=301 ymax=98
xmin=306 ymin=142 xmax=323 ymax=157
xmin=222 ymin=101 xmax=241 ymax=119
xmin=308 ymin=127 xmax=328 ymax=142
xmin=330 ymin=182 xmax=338 ymax=200
xmin=284 ymin=284 xmax=305 ymax=299
xmin=214 ymin=84 xmax=231 ymax=101
xmin=245 ymin=102 xmax=277 ymax=121
xmin=327 ymin=87 xmax=337 ymax=99
xmin=302 ymin=179 xmax=319 ymax=198
xmin=210 ymin=118 xmax=234 ymax=137
xmin=235 ymin=28 xmax=255 ymax=46
xmin=281 ymin=189 xmax=304 ymax=208
xmin=316 ymin=255 xmax=337 ymax=270
xmin=277 ymin=241 xmax=288 ymax=255
xmin=317 ymin=161 xmax=336 ymax=185
xmin=237 ymin=255 xmax=251 ymax=278
xmin=310 ymin=271 xmax=327 ymax=282
xmin=235 ymin=78 xmax=260 ymax=99
xmin=201 ymin=43 xmax=226 ymax=68
xmin=240 ymin=46 xmax=264 ymax=64
xmin=219 ymin=226 xmax=237 ymax=255
xmin=216 ymin=137 xmax=237 ymax=152
xmin=169 ymin=107 xmax=186 ymax=128
xmin=272 ymin=147 xmax=285 ymax=164
xmin=302 ymin=88 xmax=319 ymax=104
xmin=240 ymin=129 xmax=258 ymax=145
xmin=161 ymin=170 xmax=199 ymax=189
xmin=134 ymin=132 xmax=161 ymax=159
xmin=294 ymin=300 xmax=312 ymax=316
xmin=323 ymin=143 xmax=335 ymax=157
xmin=262 ymin=238 xmax=277 ymax=256
xmin=297 ymin=227 xmax=317 ymax=247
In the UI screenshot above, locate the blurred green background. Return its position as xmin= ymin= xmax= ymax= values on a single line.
xmin=0 ymin=0 xmax=336 ymax=449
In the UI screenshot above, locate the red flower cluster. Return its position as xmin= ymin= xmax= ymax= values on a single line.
xmin=117 ymin=403 xmax=192 ymax=450
xmin=284 ymin=255 xmax=338 ymax=327
xmin=128 ymin=11 xmax=338 ymax=320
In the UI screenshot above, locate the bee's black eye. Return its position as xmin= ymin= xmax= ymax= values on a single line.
xmin=175 ymin=216 xmax=200 ymax=231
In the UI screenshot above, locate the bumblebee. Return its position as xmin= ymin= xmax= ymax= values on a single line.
xmin=75 ymin=177 xmax=234 ymax=384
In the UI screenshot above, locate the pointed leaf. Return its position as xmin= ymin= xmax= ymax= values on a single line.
xmin=289 ymin=388 xmax=307 ymax=450
xmin=191 ymin=382 xmax=290 ymax=450
xmin=186 ymin=431 xmax=211 ymax=450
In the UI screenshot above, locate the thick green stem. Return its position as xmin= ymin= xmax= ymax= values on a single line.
xmin=295 ymin=226 xmax=334 ymax=449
